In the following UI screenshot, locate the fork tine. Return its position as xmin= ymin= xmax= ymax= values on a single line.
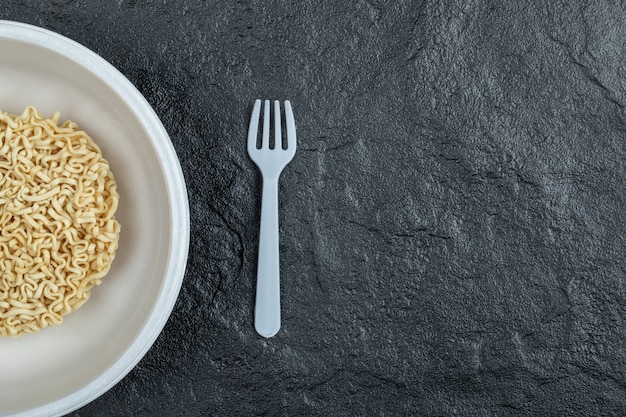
xmin=247 ymin=99 xmax=261 ymax=153
xmin=284 ymin=101 xmax=296 ymax=152
xmin=274 ymin=100 xmax=281 ymax=150
xmin=262 ymin=99 xmax=270 ymax=149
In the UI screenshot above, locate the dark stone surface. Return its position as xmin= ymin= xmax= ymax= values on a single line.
xmin=3 ymin=1 xmax=626 ymax=416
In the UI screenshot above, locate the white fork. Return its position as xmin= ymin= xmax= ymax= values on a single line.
xmin=247 ymin=99 xmax=296 ymax=338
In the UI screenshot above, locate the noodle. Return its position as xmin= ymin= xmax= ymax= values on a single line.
xmin=0 ymin=106 xmax=120 ymax=337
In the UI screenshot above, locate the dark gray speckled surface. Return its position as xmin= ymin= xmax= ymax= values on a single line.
xmin=2 ymin=1 xmax=626 ymax=416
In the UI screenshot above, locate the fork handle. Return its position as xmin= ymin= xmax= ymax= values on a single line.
xmin=255 ymin=176 xmax=281 ymax=337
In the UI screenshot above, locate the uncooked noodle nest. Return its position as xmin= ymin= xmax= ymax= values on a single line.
xmin=0 ymin=106 xmax=120 ymax=337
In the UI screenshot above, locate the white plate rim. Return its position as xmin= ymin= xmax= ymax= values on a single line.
xmin=0 ymin=20 xmax=190 ymax=417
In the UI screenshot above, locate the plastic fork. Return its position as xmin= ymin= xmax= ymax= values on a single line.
xmin=247 ymin=99 xmax=296 ymax=338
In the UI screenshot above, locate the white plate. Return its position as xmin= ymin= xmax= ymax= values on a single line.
xmin=0 ymin=21 xmax=189 ymax=416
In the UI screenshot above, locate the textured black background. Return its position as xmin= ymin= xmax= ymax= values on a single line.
xmin=3 ymin=1 xmax=626 ymax=416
